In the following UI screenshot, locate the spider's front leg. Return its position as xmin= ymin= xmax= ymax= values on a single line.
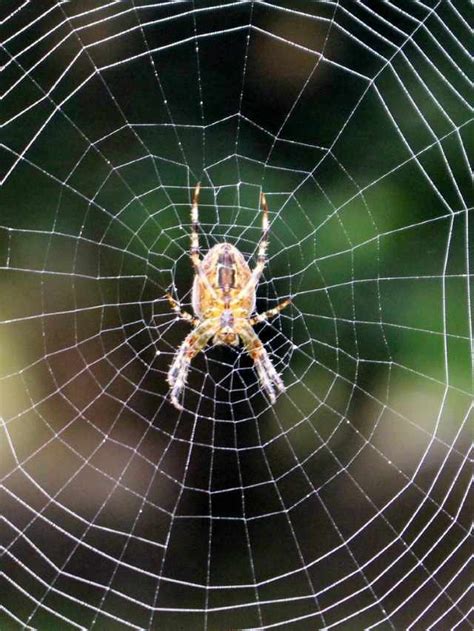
xmin=239 ymin=321 xmax=286 ymax=404
xmin=167 ymin=319 xmax=218 ymax=410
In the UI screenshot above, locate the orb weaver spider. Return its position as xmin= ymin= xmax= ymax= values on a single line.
xmin=166 ymin=183 xmax=291 ymax=410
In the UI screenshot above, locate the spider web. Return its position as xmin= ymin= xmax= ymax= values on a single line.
xmin=1 ymin=1 xmax=472 ymax=629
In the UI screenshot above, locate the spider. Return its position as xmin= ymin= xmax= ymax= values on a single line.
xmin=166 ymin=183 xmax=291 ymax=410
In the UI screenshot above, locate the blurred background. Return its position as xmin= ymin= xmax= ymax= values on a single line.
xmin=1 ymin=1 xmax=472 ymax=629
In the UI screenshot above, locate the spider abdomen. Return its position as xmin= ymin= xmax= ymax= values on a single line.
xmin=192 ymin=243 xmax=255 ymax=318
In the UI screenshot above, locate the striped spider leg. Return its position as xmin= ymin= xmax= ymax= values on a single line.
xmin=167 ymin=316 xmax=219 ymax=410
xmin=237 ymin=319 xmax=288 ymax=404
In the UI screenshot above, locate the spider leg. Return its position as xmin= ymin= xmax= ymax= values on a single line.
xmin=167 ymin=319 xmax=218 ymax=410
xmin=249 ymin=298 xmax=291 ymax=326
xmin=238 ymin=321 xmax=285 ymax=404
xmin=166 ymin=292 xmax=199 ymax=326
xmin=236 ymin=191 xmax=270 ymax=302
xmin=190 ymin=181 xmax=201 ymax=264
xmin=188 ymin=182 xmax=218 ymax=299
xmin=256 ymin=191 xmax=270 ymax=274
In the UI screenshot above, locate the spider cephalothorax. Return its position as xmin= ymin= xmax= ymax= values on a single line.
xmin=166 ymin=183 xmax=291 ymax=409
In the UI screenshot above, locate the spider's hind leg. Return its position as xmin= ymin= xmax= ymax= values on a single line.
xmin=249 ymin=192 xmax=270 ymax=284
xmin=187 ymin=182 xmax=217 ymax=298
xmin=257 ymin=192 xmax=270 ymax=271
xmin=190 ymin=182 xmax=201 ymax=267
xmin=237 ymin=192 xmax=271 ymax=302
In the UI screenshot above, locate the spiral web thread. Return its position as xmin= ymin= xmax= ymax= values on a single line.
xmin=1 ymin=2 xmax=472 ymax=629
